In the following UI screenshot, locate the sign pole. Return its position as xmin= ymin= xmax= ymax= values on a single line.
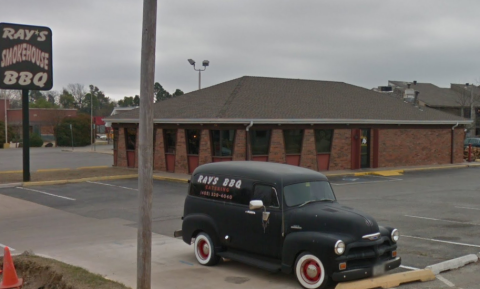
xmin=22 ymin=89 xmax=30 ymax=182
xmin=137 ymin=1 xmax=157 ymax=289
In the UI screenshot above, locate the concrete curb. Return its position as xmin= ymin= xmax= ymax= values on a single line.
xmin=153 ymin=176 xmax=189 ymax=183
xmin=426 ymin=254 xmax=478 ymax=275
xmin=335 ymin=269 xmax=435 ymax=289
xmin=0 ymin=182 xmax=22 ymax=189
xmin=0 ymin=170 xmax=22 ymax=174
xmin=22 ymin=174 xmax=138 ymax=187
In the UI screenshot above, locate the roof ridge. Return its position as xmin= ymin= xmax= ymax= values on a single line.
xmin=216 ymin=77 xmax=247 ymax=118
xmin=243 ymin=75 xmax=344 ymax=84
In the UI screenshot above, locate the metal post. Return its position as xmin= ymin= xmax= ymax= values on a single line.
xmin=22 ymin=89 xmax=30 ymax=182
xmin=138 ymin=0 xmax=157 ymax=288
xmin=198 ymin=70 xmax=201 ymax=90
xmin=4 ymin=92 xmax=7 ymax=144
xmin=471 ymin=87 xmax=475 ymax=137
xmin=91 ymin=93 xmax=93 ymax=149
xmin=70 ymin=124 xmax=74 ymax=151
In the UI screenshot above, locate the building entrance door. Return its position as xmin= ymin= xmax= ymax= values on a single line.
xmin=360 ymin=129 xmax=370 ymax=168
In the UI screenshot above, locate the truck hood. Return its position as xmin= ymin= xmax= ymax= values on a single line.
xmin=286 ymin=201 xmax=379 ymax=240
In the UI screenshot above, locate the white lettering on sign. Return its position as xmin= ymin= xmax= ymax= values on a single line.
xmin=3 ymin=71 xmax=48 ymax=88
xmin=1 ymin=43 xmax=50 ymax=70
xmin=198 ymin=175 xmax=242 ymax=189
xmin=2 ymin=28 xmax=49 ymax=42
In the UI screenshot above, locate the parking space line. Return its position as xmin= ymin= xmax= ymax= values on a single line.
xmin=404 ymin=215 xmax=479 ymax=226
xmin=87 ymin=181 xmax=138 ymax=191
xmin=455 ymin=206 xmax=480 ymax=211
xmin=400 ymin=265 xmax=419 ymax=270
xmin=402 ymin=235 xmax=480 ymax=248
xmin=0 ymin=243 xmax=15 ymax=251
xmin=367 ymin=175 xmax=403 ymax=181
xmin=436 ymin=275 xmax=455 ymax=287
xmin=16 ymin=187 xmax=76 ymax=201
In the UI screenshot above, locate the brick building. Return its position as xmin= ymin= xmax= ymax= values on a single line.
xmin=106 ymin=76 xmax=470 ymax=173
xmin=0 ymin=99 xmax=77 ymax=142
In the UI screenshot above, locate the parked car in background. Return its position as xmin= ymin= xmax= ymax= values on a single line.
xmin=176 ymin=162 xmax=400 ymax=289
xmin=464 ymin=138 xmax=480 ymax=148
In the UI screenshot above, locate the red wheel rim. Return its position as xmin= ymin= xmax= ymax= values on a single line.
xmin=302 ymin=259 xmax=321 ymax=283
xmin=197 ymin=239 xmax=209 ymax=260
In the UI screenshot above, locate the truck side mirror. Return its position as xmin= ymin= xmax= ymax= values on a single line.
xmin=249 ymin=200 xmax=264 ymax=210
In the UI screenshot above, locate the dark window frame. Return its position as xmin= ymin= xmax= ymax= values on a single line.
xmin=314 ymin=129 xmax=334 ymax=154
xmin=163 ymin=129 xmax=177 ymax=154
xmin=211 ymin=129 xmax=236 ymax=157
xmin=252 ymin=183 xmax=280 ymax=208
xmin=186 ymin=129 xmax=201 ymax=155
xmin=283 ymin=129 xmax=304 ymax=155
xmin=250 ymin=129 xmax=271 ymax=156
xmin=125 ymin=128 xmax=136 ymax=151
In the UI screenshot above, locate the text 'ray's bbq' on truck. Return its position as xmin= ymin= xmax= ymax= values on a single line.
xmin=174 ymin=161 xmax=401 ymax=289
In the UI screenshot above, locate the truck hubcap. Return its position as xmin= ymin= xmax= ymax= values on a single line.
xmin=303 ymin=260 xmax=321 ymax=282
xmin=197 ymin=240 xmax=209 ymax=259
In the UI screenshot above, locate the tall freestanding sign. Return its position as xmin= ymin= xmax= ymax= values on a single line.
xmin=0 ymin=23 xmax=53 ymax=181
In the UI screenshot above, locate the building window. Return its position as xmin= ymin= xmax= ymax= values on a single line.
xmin=250 ymin=130 xmax=271 ymax=155
xmin=126 ymin=128 xmax=136 ymax=151
xmin=186 ymin=129 xmax=200 ymax=155
xmin=284 ymin=129 xmax=303 ymax=154
xmin=113 ymin=128 xmax=119 ymax=150
xmin=164 ymin=129 xmax=176 ymax=154
xmin=315 ymin=129 xmax=334 ymax=153
xmin=211 ymin=130 xmax=235 ymax=156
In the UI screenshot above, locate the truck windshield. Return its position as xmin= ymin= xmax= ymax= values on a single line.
xmin=284 ymin=181 xmax=336 ymax=207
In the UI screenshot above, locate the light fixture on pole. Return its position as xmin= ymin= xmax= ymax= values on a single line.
xmin=188 ymin=59 xmax=210 ymax=90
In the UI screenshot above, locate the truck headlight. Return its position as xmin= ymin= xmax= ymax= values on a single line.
xmin=334 ymin=240 xmax=345 ymax=255
xmin=391 ymin=229 xmax=399 ymax=243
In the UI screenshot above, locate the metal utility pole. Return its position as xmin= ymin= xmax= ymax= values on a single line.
xmin=137 ymin=0 xmax=156 ymax=288
xmin=22 ymin=89 xmax=30 ymax=181
xmin=187 ymin=59 xmax=209 ymax=90
xmin=3 ymin=92 xmax=7 ymax=144
xmin=470 ymin=86 xmax=475 ymax=136
xmin=91 ymin=92 xmax=93 ymax=149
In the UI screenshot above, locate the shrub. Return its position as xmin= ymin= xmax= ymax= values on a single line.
xmin=30 ymin=133 xmax=44 ymax=147
xmin=55 ymin=115 xmax=92 ymax=147
xmin=0 ymin=121 xmax=16 ymax=147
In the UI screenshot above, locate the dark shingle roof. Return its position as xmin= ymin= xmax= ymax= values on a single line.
xmin=389 ymin=81 xmax=464 ymax=107
xmin=107 ymin=76 xmax=469 ymax=124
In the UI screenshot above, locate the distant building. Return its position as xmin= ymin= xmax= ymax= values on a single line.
xmin=374 ymin=81 xmax=480 ymax=136
xmin=0 ymin=99 xmax=77 ymax=142
xmin=106 ymin=76 xmax=470 ymax=172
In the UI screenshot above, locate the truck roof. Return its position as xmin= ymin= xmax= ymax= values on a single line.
xmin=192 ymin=161 xmax=328 ymax=186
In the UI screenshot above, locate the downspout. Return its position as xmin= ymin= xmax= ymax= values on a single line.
xmin=245 ymin=121 xmax=253 ymax=161
xmin=451 ymin=122 xmax=459 ymax=164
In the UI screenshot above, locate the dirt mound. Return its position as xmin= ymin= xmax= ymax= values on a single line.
xmin=0 ymin=252 xmax=130 ymax=289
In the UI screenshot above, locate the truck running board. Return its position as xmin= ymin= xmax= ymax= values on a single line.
xmin=217 ymin=251 xmax=281 ymax=273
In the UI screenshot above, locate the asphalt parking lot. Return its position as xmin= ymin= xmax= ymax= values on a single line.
xmin=1 ymin=167 xmax=480 ymax=288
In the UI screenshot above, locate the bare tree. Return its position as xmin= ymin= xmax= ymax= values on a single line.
xmin=0 ymin=89 xmax=21 ymax=108
xmin=66 ymin=83 xmax=86 ymax=109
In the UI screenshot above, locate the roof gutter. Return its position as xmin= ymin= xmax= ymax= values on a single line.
xmin=106 ymin=118 xmax=472 ymax=125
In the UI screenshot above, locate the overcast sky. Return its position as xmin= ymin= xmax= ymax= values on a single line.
xmin=2 ymin=0 xmax=480 ymax=100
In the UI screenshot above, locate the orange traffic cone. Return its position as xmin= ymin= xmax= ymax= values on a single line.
xmin=0 ymin=247 xmax=22 ymax=289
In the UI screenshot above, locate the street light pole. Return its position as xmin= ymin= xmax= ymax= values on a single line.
xmin=90 ymin=91 xmax=93 ymax=149
xmin=188 ymin=59 xmax=209 ymax=90
xmin=4 ymin=92 xmax=7 ymax=144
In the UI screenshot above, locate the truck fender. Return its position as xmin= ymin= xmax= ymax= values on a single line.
xmin=182 ymin=214 xmax=220 ymax=248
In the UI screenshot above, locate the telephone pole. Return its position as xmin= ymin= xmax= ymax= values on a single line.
xmin=137 ymin=1 xmax=157 ymax=289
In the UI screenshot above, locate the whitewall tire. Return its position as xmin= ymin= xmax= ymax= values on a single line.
xmin=194 ymin=232 xmax=219 ymax=266
xmin=295 ymin=253 xmax=328 ymax=289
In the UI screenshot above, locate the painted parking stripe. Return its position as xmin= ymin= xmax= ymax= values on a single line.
xmin=402 ymin=235 xmax=480 ymax=248
xmin=0 ymin=243 xmax=15 ymax=251
xmin=16 ymin=187 xmax=76 ymax=201
xmin=404 ymin=215 xmax=479 ymax=226
xmin=400 ymin=265 xmax=419 ymax=271
xmin=436 ymin=275 xmax=455 ymax=288
xmin=87 ymin=181 xmax=138 ymax=191
xmin=455 ymin=206 xmax=480 ymax=211
xmin=367 ymin=175 xmax=403 ymax=181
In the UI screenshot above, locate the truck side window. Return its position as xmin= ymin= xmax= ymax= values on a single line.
xmin=253 ymin=185 xmax=279 ymax=208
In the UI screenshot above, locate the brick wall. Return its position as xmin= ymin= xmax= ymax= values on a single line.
xmin=268 ymin=129 xmax=286 ymax=163
xmin=300 ymin=129 xmax=318 ymax=170
xmin=40 ymin=126 xmax=54 ymax=135
xmin=199 ymin=129 xmax=212 ymax=165
xmin=154 ymin=128 xmax=166 ymax=171
xmin=117 ymin=128 xmax=127 ymax=167
xmin=175 ymin=129 xmax=188 ymax=174
xmin=454 ymin=128 xmax=465 ymax=163
xmin=233 ymin=129 xmax=246 ymax=161
xmin=329 ymin=129 xmax=351 ymax=170
xmin=378 ymin=128 xmax=452 ymax=167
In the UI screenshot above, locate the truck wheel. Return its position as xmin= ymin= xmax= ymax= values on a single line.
xmin=295 ymin=252 xmax=328 ymax=289
xmin=194 ymin=232 xmax=219 ymax=266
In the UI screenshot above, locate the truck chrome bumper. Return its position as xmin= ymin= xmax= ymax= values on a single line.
xmin=331 ymin=257 xmax=401 ymax=282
